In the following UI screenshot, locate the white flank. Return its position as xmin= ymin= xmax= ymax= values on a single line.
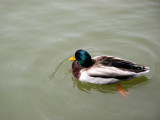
xmin=79 ymin=70 xmax=120 ymax=85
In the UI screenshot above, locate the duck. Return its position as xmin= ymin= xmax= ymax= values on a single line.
xmin=69 ymin=49 xmax=150 ymax=97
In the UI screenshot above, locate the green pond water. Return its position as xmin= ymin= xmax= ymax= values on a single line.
xmin=0 ymin=0 xmax=160 ymax=120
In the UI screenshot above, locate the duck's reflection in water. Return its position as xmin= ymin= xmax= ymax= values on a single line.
xmin=72 ymin=76 xmax=149 ymax=94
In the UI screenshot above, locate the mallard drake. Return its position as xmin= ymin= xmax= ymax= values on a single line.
xmin=69 ymin=49 xmax=150 ymax=97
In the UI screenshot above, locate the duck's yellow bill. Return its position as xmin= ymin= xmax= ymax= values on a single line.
xmin=69 ymin=56 xmax=76 ymax=61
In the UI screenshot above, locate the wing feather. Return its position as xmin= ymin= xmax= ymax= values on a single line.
xmin=86 ymin=65 xmax=136 ymax=78
xmin=86 ymin=56 xmax=145 ymax=78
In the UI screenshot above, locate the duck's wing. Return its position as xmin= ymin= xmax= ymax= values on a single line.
xmin=86 ymin=64 xmax=137 ymax=79
xmin=86 ymin=56 xmax=149 ymax=79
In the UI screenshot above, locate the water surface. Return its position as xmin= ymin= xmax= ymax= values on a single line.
xmin=0 ymin=0 xmax=160 ymax=120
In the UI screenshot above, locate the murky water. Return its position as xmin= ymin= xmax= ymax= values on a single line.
xmin=0 ymin=0 xmax=160 ymax=120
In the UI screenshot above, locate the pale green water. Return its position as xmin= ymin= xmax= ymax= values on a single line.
xmin=0 ymin=0 xmax=160 ymax=120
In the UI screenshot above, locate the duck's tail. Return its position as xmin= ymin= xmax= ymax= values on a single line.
xmin=134 ymin=66 xmax=150 ymax=77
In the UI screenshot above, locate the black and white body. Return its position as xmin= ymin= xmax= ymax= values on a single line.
xmin=69 ymin=49 xmax=150 ymax=85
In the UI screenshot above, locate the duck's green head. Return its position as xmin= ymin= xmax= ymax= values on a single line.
xmin=69 ymin=49 xmax=93 ymax=68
